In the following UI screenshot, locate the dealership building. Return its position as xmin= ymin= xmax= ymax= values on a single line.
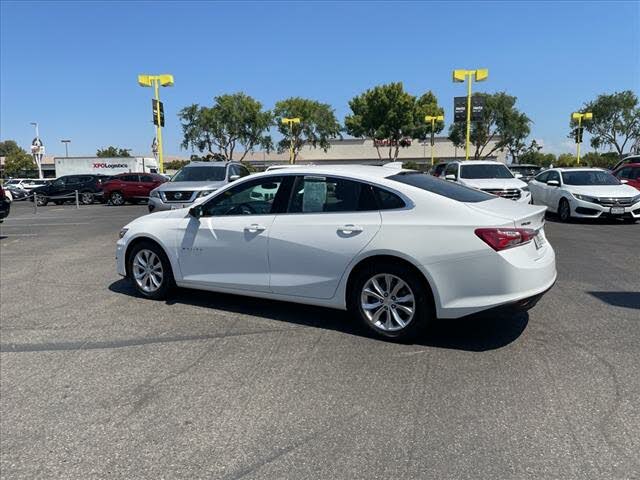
xmin=0 ymin=136 xmax=507 ymax=177
xmin=241 ymin=136 xmax=507 ymax=169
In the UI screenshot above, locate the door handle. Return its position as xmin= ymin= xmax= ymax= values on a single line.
xmin=244 ymin=224 xmax=266 ymax=233
xmin=338 ymin=224 xmax=363 ymax=233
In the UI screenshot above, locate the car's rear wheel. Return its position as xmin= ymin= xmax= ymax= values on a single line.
xmin=54 ymin=200 xmax=64 ymax=205
xmin=558 ymin=198 xmax=571 ymax=222
xmin=349 ymin=261 xmax=433 ymax=341
xmin=80 ymin=191 xmax=94 ymax=205
xmin=127 ymin=242 xmax=174 ymax=300
xmin=110 ymin=191 xmax=125 ymax=206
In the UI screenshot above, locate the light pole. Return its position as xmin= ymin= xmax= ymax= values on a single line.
xmin=30 ymin=122 xmax=44 ymax=179
xmin=61 ymin=139 xmax=71 ymax=157
xmin=571 ymin=112 xmax=592 ymax=165
xmin=424 ymin=115 xmax=444 ymax=166
xmin=138 ymin=74 xmax=174 ymax=173
xmin=453 ymin=68 xmax=488 ymax=160
xmin=281 ymin=117 xmax=301 ymax=164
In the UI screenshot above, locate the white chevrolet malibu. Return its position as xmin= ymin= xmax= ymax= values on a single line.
xmin=116 ymin=166 xmax=556 ymax=341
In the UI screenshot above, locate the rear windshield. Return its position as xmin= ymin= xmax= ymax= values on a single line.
xmin=388 ymin=172 xmax=494 ymax=203
xmin=510 ymin=166 xmax=541 ymax=175
xmin=562 ymin=170 xmax=620 ymax=186
xmin=172 ymin=165 xmax=226 ymax=182
xmin=460 ymin=164 xmax=514 ymax=179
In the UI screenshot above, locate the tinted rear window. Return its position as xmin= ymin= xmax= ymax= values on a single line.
xmin=388 ymin=172 xmax=494 ymax=203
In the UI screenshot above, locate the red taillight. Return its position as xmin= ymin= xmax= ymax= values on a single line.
xmin=475 ymin=228 xmax=536 ymax=251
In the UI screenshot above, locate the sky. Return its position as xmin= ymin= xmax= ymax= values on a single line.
xmin=1 ymin=0 xmax=639 ymax=158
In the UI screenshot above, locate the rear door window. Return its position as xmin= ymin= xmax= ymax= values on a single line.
xmin=387 ymin=172 xmax=494 ymax=203
xmin=288 ymin=176 xmax=378 ymax=213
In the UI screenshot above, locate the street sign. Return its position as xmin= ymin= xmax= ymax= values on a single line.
xmin=152 ymin=99 xmax=165 ymax=127
xmin=454 ymin=97 xmax=466 ymax=123
xmin=575 ymin=127 xmax=584 ymax=144
xmin=430 ymin=130 xmax=435 ymax=146
xmin=471 ymin=96 xmax=485 ymax=121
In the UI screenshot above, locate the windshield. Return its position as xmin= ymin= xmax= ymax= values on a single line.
xmin=171 ymin=165 xmax=226 ymax=182
xmin=460 ymin=164 xmax=514 ymax=179
xmin=389 ymin=172 xmax=494 ymax=203
xmin=562 ymin=170 xmax=620 ymax=186
xmin=5 ymin=180 xmax=20 ymax=185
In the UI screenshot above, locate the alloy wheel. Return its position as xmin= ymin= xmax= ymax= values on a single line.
xmin=360 ymin=273 xmax=416 ymax=332
xmin=132 ymin=249 xmax=164 ymax=293
xmin=111 ymin=192 xmax=124 ymax=206
xmin=81 ymin=192 xmax=93 ymax=204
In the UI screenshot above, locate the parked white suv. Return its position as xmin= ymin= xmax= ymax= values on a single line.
xmin=443 ymin=160 xmax=531 ymax=203
xmin=148 ymin=161 xmax=250 ymax=212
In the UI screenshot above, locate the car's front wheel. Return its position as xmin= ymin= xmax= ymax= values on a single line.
xmin=349 ymin=262 xmax=433 ymax=341
xmin=558 ymin=198 xmax=572 ymax=222
xmin=127 ymin=242 xmax=175 ymax=300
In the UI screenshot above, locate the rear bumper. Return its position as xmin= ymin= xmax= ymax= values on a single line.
xmin=425 ymin=236 xmax=557 ymax=319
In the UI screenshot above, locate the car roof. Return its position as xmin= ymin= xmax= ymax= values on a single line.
xmin=510 ymin=164 xmax=541 ymax=168
xmin=184 ymin=161 xmax=236 ymax=167
xmin=618 ymin=163 xmax=640 ymax=168
xmin=252 ymin=164 xmax=414 ymax=182
xmin=452 ymin=160 xmax=507 ymax=166
xmin=550 ymin=167 xmax=607 ymax=172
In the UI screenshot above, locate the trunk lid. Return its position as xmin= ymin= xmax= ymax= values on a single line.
xmin=466 ymin=198 xmax=547 ymax=229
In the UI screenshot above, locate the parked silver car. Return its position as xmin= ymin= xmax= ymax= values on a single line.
xmin=148 ymin=161 xmax=251 ymax=212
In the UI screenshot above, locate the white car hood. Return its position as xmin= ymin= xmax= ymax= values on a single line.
xmin=459 ymin=178 xmax=527 ymax=190
xmin=564 ymin=184 xmax=639 ymax=198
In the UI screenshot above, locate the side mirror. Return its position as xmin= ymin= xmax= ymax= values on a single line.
xmin=229 ymin=174 xmax=240 ymax=182
xmin=189 ymin=205 xmax=203 ymax=218
xmin=445 ymin=174 xmax=457 ymax=181
xmin=547 ymin=180 xmax=560 ymax=187
xmin=620 ymin=179 xmax=629 ymax=184
xmin=514 ymin=173 xmax=523 ymax=179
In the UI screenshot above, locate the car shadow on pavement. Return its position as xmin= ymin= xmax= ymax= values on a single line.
xmin=545 ymin=213 xmax=637 ymax=226
xmin=588 ymin=291 xmax=640 ymax=310
xmin=109 ymin=279 xmax=528 ymax=352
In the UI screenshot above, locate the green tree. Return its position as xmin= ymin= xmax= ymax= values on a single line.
xmin=4 ymin=149 xmax=35 ymax=177
xmin=580 ymin=151 xmax=620 ymax=168
xmin=0 ymin=140 xmax=23 ymax=157
xmin=96 ymin=146 xmax=131 ymax=157
xmin=556 ymin=153 xmax=577 ymax=167
xmin=448 ymin=92 xmax=530 ymax=160
xmin=179 ymin=92 xmax=273 ymax=162
xmin=519 ymin=149 xmax=556 ymax=167
xmin=273 ymin=97 xmax=341 ymax=162
xmin=344 ymin=83 xmax=444 ymax=160
xmin=573 ymin=90 xmax=640 ymax=158
xmin=164 ymin=159 xmax=189 ymax=170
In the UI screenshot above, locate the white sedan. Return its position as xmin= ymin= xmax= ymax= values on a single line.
xmin=529 ymin=168 xmax=640 ymax=223
xmin=116 ymin=166 xmax=556 ymax=341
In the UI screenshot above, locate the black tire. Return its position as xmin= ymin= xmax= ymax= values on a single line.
xmin=54 ymin=200 xmax=64 ymax=205
xmin=35 ymin=194 xmax=48 ymax=206
xmin=110 ymin=191 xmax=125 ymax=206
xmin=127 ymin=241 xmax=175 ymax=300
xmin=558 ymin=198 xmax=571 ymax=222
xmin=80 ymin=191 xmax=94 ymax=205
xmin=348 ymin=261 xmax=434 ymax=341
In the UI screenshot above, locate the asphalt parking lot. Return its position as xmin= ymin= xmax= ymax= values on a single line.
xmin=1 ymin=201 xmax=639 ymax=479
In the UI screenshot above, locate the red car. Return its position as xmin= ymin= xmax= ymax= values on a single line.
xmin=101 ymin=173 xmax=167 ymax=205
xmin=612 ymin=163 xmax=640 ymax=191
